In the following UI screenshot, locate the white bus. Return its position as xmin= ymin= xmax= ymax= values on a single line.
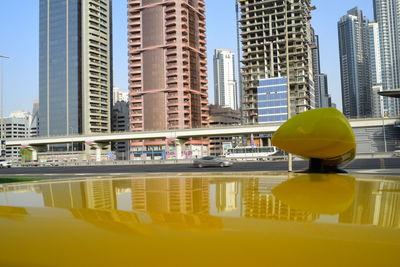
xmin=224 ymin=146 xmax=278 ymax=160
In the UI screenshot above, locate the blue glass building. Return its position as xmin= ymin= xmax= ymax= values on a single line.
xmin=39 ymin=0 xmax=112 ymax=136
xmin=257 ymin=78 xmax=288 ymax=124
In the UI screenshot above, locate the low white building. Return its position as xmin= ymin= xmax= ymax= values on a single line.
xmin=2 ymin=111 xmax=32 ymax=161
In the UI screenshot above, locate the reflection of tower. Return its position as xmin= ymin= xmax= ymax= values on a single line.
xmin=85 ymin=181 xmax=116 ymax=210
xmin=40 ymin=180 xmax=116 ymax=210
xmin=339 ymin=181 xmax=400 ymax=228
xmin=70 ymin=208 xmax=153 ymax=235
xmin=131 ymin=178 xmax=220 ymax=229
xmin=216 ymin=182 xmax=238 ymax=213
xmin=132 ymin=178 xmax=209 ymax=214
xmin=243 ymin=178 xmax=318 ymax=222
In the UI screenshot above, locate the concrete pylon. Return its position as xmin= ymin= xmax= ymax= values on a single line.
xmin=21 ymin=145 xmax=43 ymax=161
xmin=174 ymin=139 xmax=187 ymax=160
xmin=84 ymin=142 xmax=109 ymax=162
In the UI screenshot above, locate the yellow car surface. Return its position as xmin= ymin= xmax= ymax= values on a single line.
xmin=0 ymin=173 xmax=399 ymax=266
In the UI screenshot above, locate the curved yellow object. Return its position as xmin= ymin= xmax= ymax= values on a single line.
xmin=271 ymin=108 xmax=356 ymax=160
xmin=272 ymin=174 xmax=356 ymax=215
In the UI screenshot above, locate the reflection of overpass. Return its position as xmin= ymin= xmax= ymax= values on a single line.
xmin=5 ymin=117 xmax=400 ymax=161
xmin=378 ymin=89 xmax=400 ymax=98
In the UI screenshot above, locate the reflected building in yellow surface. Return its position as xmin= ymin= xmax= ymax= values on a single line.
xmin=339 ymin=180 xmax=400 ymax=228
xmin=131 ymin=178 xmax=222 ymax=229
xmin=216 ymin=182 xmax=239 ymax=213
xmin=243 ymin=178 xmax=319 ymax=222
xmin=132 ymin=178 xmax=209 ymax=214
xmin=40 ymin=180 xmax=116 ymax=210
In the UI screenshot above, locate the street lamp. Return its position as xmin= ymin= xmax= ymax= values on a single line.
xmin=285 ymin=0 xmax=293 ymax=172
xmin=0 ymin=55 xmax=10 ymax=158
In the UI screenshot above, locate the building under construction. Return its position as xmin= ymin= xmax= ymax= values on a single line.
xmin=237 ymin=0 xmax=315 ymax=124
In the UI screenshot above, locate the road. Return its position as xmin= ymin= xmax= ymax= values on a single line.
xmin=0 ymin=158 xmax=399 ymax=178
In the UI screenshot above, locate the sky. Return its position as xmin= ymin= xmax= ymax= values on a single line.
xmin=0 ymin=0 xmax=374 ymax=116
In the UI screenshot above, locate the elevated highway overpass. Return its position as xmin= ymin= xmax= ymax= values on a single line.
xmin=5 ymin=117 xmax=400 ymax=161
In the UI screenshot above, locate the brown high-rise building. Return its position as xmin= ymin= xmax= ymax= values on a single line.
xmin=127 ymin=0 xmax=209 ymax=132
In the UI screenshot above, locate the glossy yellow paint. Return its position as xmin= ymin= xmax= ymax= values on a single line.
xmin=272 ymin=174 xmax=356 ymax=214
xmin=272 ymin=108 xmax=356 ymax=160
xmin=0 ymin=173 xmax=399 ymax=266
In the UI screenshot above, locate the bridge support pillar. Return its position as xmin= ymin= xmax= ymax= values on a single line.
xmin=84 ymin=142 xmax=109 ymax=162
xmin=21 ymin=145 xmax=42 ymax=161
xmin=174 ymin=139 xmax=187 ymax=160
xmin=31 ymin=147 xmax=38 ymax=161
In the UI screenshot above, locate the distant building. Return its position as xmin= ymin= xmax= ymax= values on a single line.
xmin=3 ymin=111 xmax=32 ymax=161
xmin=315 ymin=74 xmax=332 ymax=108
xmin=209 ymin=105 xmax=240 ymax=156
xmin=111 ymin=101 xmax=129 ymax=160
xmin=213 ymin=49 xmax=237 ymax=110
xmin=30 ymin=100 xmax=39 ymax=137
xmin=311 ymin=30 xmax=332 ymax=108
xmin=368 ymin=22 xmax=383 ymax=118
xmin=113 ymin=88 xmax=128 ymax=105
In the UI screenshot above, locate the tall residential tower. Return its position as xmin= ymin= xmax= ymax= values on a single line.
xmin=213 ymin=49 xmax=237 ymax=110
xmin=338 ymin=8 xmax=372 ymax=118
xmin=39 ymin=0 xmax=113 ymax=136
xmin=373 ymin=0 xmax=400 ymax=116
xmin=127 ymin=0 xmax=208 ymax=132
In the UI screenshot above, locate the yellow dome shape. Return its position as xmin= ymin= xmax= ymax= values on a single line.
xmin=271 ymin=108 xmax=356 ymax=160
xmin=272 ymin=174 xmax=356 ymax=215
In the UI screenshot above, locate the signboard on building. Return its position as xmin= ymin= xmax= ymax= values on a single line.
xmin=222 ymin=142 xmax=233 ymax=155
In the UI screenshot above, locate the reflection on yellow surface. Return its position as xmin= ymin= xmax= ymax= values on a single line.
xmin=272 ymin=174 xmax=356 ymax=215
xmin=243 ymin=177 xmax=319 ymax=222
xmin=0 ymin=174 xmax=399 ymax=266
xmin=0 ymin=206 xmax=28 ymax=222
xmin=339 ymin=179 xmax=400 ymax=228
xmin=216 ymin=182 xmax=239 ymax=213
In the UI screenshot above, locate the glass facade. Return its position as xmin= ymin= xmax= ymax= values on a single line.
xmin=257 ymin=78 xmax=288 ymax=124
xmin=39 ymin=0 xmax=81 ymax=136
xmin=39 ymin=0 xmax=111 ymax=136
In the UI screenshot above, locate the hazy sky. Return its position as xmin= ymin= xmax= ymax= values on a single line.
xmin=0 ymin=0 xmax=373 ymax=116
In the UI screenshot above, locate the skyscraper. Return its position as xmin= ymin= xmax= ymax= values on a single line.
xmin=127 ymin=0 xmax=208 ymax=132
xmin=338 ymin=8 xmax=372 ymax=118
xmin=373 ymin=0 xmax=400 ymax=116
xmin=39 ymin=0 xmax=113 ymax=136
xmin=237 ymin=0 xmax=315 ymax=124
xmin=311 ymin=31 xmax=331 ymax=108
xmin=213 ymin=49 xmax=237 ymax=110
xmin=127 ymin=0 xmax=208 ymax=159
xmin=368 ymin=22 xmax=383 ymax=118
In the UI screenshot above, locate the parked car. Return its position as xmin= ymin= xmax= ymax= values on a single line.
xmin=193 ymin=156 xmax=233 ymax=168
xmin=393 ymin=150 xmax=400 ymax=157
xmin=0 ymin=159 xmax=11 ymax=168
xmin=44 ymin=160 xmax=59 ymax=166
